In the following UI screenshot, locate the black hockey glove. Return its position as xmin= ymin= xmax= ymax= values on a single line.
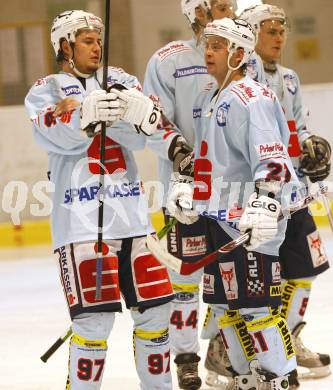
xmin=299 ymin=135 xmax=331 ymax=182
xmin=168 ymin=135 xmax=194 ymax=178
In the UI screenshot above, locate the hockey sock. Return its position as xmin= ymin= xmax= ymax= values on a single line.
xmin=169 ymin=283 xmax=200 ymax=354
xmin=201 ymin=304 xmax=219 ymax=339
xmin=67 ymin=312 xmax=114 ymax=389
xmin=131 ymin=304 xmax=172 ymax=390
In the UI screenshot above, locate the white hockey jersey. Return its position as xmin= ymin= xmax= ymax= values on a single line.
xmin=25 ymin=67 xmax=153 ymax=249
xmin=143 ymin=39 xmax=215 ymax=204
xmin=192 ymin=76 xmax=301 ymax=256
xmin=247 ymin=53 xmax=312 ymax=182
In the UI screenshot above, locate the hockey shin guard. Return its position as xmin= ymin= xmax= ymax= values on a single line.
xmin=242 ymin=307 xmax=297 ymax=376
xmin=214 ymin=304 xmax=256 ymax=375
xmin=132 ymin=303 xmax=172 ymax=390
xmin=67 ymin=312 xmax=114 ymax=389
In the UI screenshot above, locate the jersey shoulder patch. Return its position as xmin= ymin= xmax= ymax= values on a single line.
xmin=230 ymin=81 xmax=258 ymax=106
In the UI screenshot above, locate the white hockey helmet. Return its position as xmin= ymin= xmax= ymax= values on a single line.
xmin=240 ymin=4 xmax=286 ymax=37
xmin=204 ymin=18 xmax=255 ymax=68
xmin=51 ymin=10 xmax=104 ymax=56
xmin=181 ymin=0 xmax=211 ymax=25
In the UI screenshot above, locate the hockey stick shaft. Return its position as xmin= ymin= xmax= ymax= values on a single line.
xmin=157 ymin=217 xmax=177 ymax=239
xmin=40 ymin=218 xmax=175 ymax=362
xmin=95 ymin=0 xmax=111 ymax=300
xmin=40 ymin=327 xmax=72 ymax=363
xmin=147 ymin=183 xmax=328 ymax=275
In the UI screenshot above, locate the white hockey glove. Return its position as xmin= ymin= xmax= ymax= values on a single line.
xmin=167 ymin=178 xmax=199 ymax=225
xmin=80 ymin=90 xmax=125 ymax=134
xmin=111 ymin=88 xmax=161 ymax=135
xmin=239 ymin=192 xmax=281 ymax=251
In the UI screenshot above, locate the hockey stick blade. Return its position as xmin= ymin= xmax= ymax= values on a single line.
xmin=147 ymin=183 xmax=328 ymax=275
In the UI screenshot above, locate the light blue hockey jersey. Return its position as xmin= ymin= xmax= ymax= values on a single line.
xmin=143 ymin=39 xmax=215 ymax=204
xmin=25 ymin=67 xmax=153 ymax=249
xmin=192 ymin=76 xmax=301 ymax=256
xmin=247 ymin=53 xmax=311 ymax=182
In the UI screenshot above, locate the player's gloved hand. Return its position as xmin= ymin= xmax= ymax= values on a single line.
xmin=168 ymin=135 xmax=194 ymax=177
xmin=111 ymin=87 xmax=161 ymax=135
xmin=239 ymin=192 xmax=281 ymax=251
xmin=300 ymin=135 xmax=331 ymax=182
xmin=80 ymin=90 xmax=125 ymax=134
xmin=167 ymin=177 xmax=199 ymax=225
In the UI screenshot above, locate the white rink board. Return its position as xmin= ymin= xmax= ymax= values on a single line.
xmin=0 ymin=229 xmax=332 ymax=389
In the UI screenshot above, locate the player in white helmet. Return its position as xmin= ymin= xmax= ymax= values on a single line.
xmin=143 ymin=1 xmax=236 ymax=389
xmin=25 ymin=10 xmax=174 ymax=390
xmin=240 ymin=4 xmax=331 ymax=385
xmin=168 ymin=16 xmax=302 ymax=389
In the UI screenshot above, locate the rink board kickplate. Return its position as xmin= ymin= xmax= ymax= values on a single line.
xmin=0 ymin=211 xmax=166 ymax=248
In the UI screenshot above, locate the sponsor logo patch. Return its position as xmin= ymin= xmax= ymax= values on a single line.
xmin=272 ymin=262 xmax=281 ymax=283
xmin=182 ymin=235 xmax=206 ymax=257
xmin=270 ymin=285 xmax=282 ymax=296
xmin=61 ymin=84 xmax=81 ymax=96
xmin=203 ymin=273 xmax=215 ymax=294
xmin=157 ymin=43 xmax=190 ymax=61
xmin=246 ymin=252 xmax=265 ymax=297
xmin=307 ymin=232 xmax=328 ymax=268
xmin=256 ymin=142 xmax=287 ymax=161
xmin=281 ymin=281 xmax=296 ymax=319
xmin=173 ymin=66 xmax=207 ymax=78
xmin=63 ymin=182 xmax=141 ymax=204
xmin=220 ymin=262 xmax=238 ymax=300
xmin=276 ymin=318 xmax=296 ymax=359
xmin=58 ymin=246 xmax=78 ymax=307
xmin=235 ymin=320 xmax=256 ymax=360
xmin=168 ymin=225 xmax=178 ymax=255
xmin=175 ymin=292 xmax=194 ymax=302
xmin=231 ymin=83 xmax=257 ymax=106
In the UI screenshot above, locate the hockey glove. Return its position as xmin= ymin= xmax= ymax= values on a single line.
xmin=80 ymin=90 xmax=125 ymax=135
xmin=168 ymin=135 xmax=194 ymax=177
xmin=300 ymin=135 xmax=331 ymax=182
xmin=111 ymin=88 xmax=161 ymax=135
xmin=239 ymin=192 xmax=281 ymax=251
xmin=167 ymin=177 xmax=199 ymax=225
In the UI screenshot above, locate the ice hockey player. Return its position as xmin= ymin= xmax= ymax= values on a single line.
xmin=240 ymin=4 xmax=331 ymax=384
xmin=25 ymin=10 xmax=175 ymax=390
xmin=143 ymin=1 xmax=235 ymax=389
xmin=167 ymin=17 xmax=302 ymax=389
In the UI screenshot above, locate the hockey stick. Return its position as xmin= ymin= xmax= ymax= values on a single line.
xmin=146 ymin=183 xmax=329 ymax=275
xmin=40 ymin=327 xmax=72 ymax=363
xmin=40 ymin=217 xmax=176 ymax=363
xmin=320 ymin=192 xmax=333 ymax=233
xmin=95 ymin=0 xmax=111 ymax=300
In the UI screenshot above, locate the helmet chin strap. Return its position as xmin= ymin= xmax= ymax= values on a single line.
xmin=68 ymin=58 xmax=92 ymax=79
xmin=220 ymin=48 xmax=243 ymax=90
